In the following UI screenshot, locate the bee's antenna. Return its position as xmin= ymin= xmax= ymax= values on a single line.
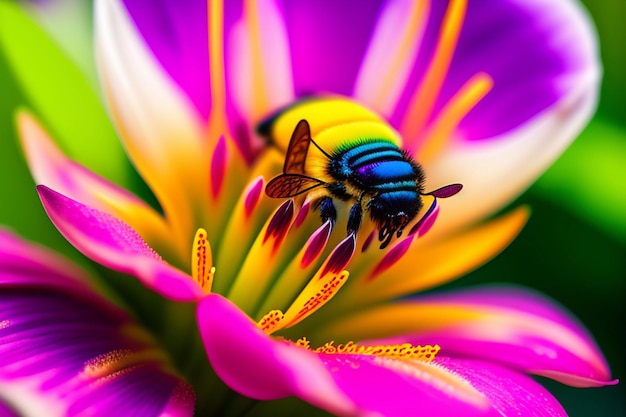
xmin=309 ymin=137 xmax=333 ymax=160
xmin=422 ymin=183 xmax=463 ymax=198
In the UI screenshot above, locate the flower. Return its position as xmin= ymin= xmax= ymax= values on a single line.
xmin=0 ymin=0 xmax=618 ymax=416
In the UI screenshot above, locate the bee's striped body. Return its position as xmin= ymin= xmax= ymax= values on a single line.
xmin=259 ymin=96 xmax=459 ymax=248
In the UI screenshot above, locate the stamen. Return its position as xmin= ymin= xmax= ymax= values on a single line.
xmin=320 ymin=233 xmax=356 ymax=276
xmin=244 ymin=0 xmax=269 ymax=120
xmin=263 ymin=199 xmax=294 ymax=250
xmin=192 ymin=228 xmax=215 ymax=293
xmin=415 ymin=206 xmax=440 ymax=238
xmin=418 ymin=73 xmax=493 ymax=162
xmin=257 ymin=309 xmax=285 ymax=334
xmin=297 ymin=337 xmax=440 ymax=362
xmin=210 ymin=135 xmax=227 ymax=198
xmin=244 ymin=176 xmax=264 ymax=218
xmin=281 ymin=270 xmax=349 ymax=329
xmin=361 ymin=230 xmax=376 ymax=253
xmin=301 ymin=220 xmax=333 ymax=269
xmin=408 ymin=197 xmax=439 ymax=237
xmin=226 ymin=201 xmax=295 ymax=312
xmin=253 ymin=221 xmax=343 ymax=317
xmin=355 ymin=1 xmax=430 ymax=115
xmin=368 ymin=235 xmax=414 ymax=281
xmin=293 ymin=200 xmax=311 ymax=229
xmin=400 ymin=0 xmax=467 ymax=146
xmin=207 ymin=0 xmax=227 ymax=138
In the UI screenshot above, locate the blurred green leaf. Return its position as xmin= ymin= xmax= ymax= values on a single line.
xmin=0 ymin=0 xmax=130 ymax=186
xmin=533 ymin=118 xmax=626 ymax=243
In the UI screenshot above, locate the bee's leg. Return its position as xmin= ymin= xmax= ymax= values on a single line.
xmin=347 ymin=202 xmax=362 ymax=236
xmin=318 ymin=196 xmax=337 ymax=230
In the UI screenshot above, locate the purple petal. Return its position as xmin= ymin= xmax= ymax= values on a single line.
xmin=390 ymin=0 xmax=599 ymax=140
xmin=0 ymin=231 xmax=195 ymax=417
xmin=0 ymin=228 xmax=99 ymax=300
xmin=375 ymin=285 xmax=616 ymax=387
xmin=37 ymin=185 xmax=204 ymax=301
xmin=121 ymin=0 xmax=210 ymax=118
xmin=280 ymin=0 xmax=383 ymax=97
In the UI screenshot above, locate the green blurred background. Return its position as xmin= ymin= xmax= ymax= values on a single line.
xmin=0 ymin=0 xmax=623 ymax=415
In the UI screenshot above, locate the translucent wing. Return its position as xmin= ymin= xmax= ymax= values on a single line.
xmin=266 ymin=174 xmax=324 ymax=198
xmin=283 ymin=119 xmax=312 ymax=174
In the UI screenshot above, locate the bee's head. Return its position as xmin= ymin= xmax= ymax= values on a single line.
xmin=368 ymin=192 xmax=423 ymax=249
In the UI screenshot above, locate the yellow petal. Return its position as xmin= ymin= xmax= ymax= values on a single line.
xmin=321 ymin=207 xmax=529 ymax=317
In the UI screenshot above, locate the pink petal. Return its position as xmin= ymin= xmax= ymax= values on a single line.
xmin=435 ymin=357 xmax=568 ymax=417
xmin=375 ymin=285 xmax=617 ymax=387
xmin=198 ymin=294 xmax=360 ymax=416
xmin=317 ymin=354 xmax=489 ymax=417
xmin=37 ymin=185 xmax=204 ymax=302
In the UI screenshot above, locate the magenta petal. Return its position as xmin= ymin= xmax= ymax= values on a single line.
xmin=436 ymin=357 xmax=567 ymax=417
xmin=199 ymin=295 xmax=490 ymax=417
xmin=37 ymin=185 xmax=204 ymax=301
xmin=0 ymin=231 xmax=195 ymax=417
xmin=198 ymin=294 xmax=360 ymax=416
xmin=383 ymin=286 xmax=616 ymax=387
xmin=318 ymin=355 xmax=489 ymax=417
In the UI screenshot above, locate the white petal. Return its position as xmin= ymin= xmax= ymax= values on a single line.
xmin=95 ymin=0 xmax=208 ymax=255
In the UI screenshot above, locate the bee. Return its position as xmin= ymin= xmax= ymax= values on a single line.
xmin=259 ymin=96 xmax=462 ymax=249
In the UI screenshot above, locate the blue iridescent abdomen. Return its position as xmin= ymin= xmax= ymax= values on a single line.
xmin=330 ymin=141 xmax=421 ymax=195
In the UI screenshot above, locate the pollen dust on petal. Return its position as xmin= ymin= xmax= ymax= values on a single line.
xmin=82 ymin=348 xmax=165 ymax=379
xmin=295 ymin=337 xmax=440 ymax=362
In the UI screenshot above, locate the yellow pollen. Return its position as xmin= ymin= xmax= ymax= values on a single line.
xmin=418 ymin=72 xmax=493 ymax=162
xmin=82 ymin=348 xmax=165 ymax=378
xmin=281 ymin=270 xmax=350 ymax=330
xmin=257 ymin=309 xmax=285 ymax=334
xmin=191 ymin=228 xmax=215 ymax=293
xmin=400 ymin=0 xmax=467 ymax=142
xmin=254 ymin=269 xmax=350 ymax=335
xmin=296 ymin=337 xmax=440 ymax=362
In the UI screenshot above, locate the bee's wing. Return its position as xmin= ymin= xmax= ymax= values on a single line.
xmin=266 ymin=174 xmax=324 ymax=198
xmin=283 ymin=119 xmax=312 ymax=174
